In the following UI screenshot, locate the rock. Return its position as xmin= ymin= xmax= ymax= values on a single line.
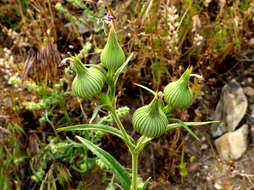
xmin=249 ymin=38 xmax=254 ymax=46
xmin=250 ymin=105 xmax=254 ymax=118
xmin=215 ymin=124 xmax=248 ymax=161
xmin=201 ymin=136 xmax=206 ymax=142
xmin=251 ymin=110 xmax=254 ymax=119
xmin=0 ymin=126 xmax=10 ymax=141
xmin=214 ymin=182 xmax=222 ymax=190
xmin=211 ymin=80 xmax=248 ymax=137
xmin=247 ymin=77 xmax=253 ymax=84
xmin=243 ymin=87 xmax=254 ymax=96
xmin=201 ymin=144 xmax=208 ymax=150
xmin=251 ymin=104 xmax=254 ymax=111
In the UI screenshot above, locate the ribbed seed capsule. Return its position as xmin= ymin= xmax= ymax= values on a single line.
xmin=132 ymin=98 xmax=168 ymax=138
xmin=72 ymin=58 xmax=105 ymax=99
xmin=164 ymin=67 xmax=192 ymax=109
xmin=100 ymin=28 xmax=125 ymax=70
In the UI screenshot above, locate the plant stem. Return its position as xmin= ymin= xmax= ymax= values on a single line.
xmin=131 ymin=152 xmax=138 ymax=190
xmin=111 ymin=110 xmax=134 ymax=150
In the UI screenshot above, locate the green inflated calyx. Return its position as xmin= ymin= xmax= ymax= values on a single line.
xmin=132 ymin=95 xmax=168 ymax=138
xmin=72 ymin=57 xmax=105 ymax=99
xmin=100 ymin=28 xmax=125 ymax=70
xmin=164 ymin=67 xmax=193 ymax=109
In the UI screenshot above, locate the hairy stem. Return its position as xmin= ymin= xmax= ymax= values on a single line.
xmin=131 ymin=153 xmax=138 ymax=190
xmin=111 ymin=110 xmax=135 ymax=150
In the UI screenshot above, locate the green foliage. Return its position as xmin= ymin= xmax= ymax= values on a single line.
xmin=77 ymin=136 xmax=131 ymax=190
xmin=67 ymin=0 xmax=87 ymax=9
xmin=55 ymin=0 xmax=105 ymax=33
xmin=239 ymin=0 xmax=250 ymax=11
xmin=58 ymin=123 xmax=133 ymax=142
xmin=18 ymin=0 xmax=29 ymax=13
xmin=152 ymin=60 xmax=166 ymax=88
xmin=30 ymin=133 xmax=102 ymax=188
xmin=11 ymin=72 xmax=72 ymax=128
xmin=179 ymin=146 xmax=188 ymax=177
xmin=0 ymin=123 xmax=25 ymax=190
xmin=55 ymin=3 xmax=80 ymax=23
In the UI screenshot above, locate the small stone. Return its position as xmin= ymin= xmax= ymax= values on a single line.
xmin=214 ymin=183 xmax=222 ymax=190
xmin=211 ymin=80 xmax=248 ymax=137
xmin=206 ymin=176 xmax=212 ymax=181
xmin=249 ymin=38 xmax=254 ymax=46
xmin=251 ymin=127 xmax=254 ymax=134
xmin=201 ymin=144 xmax=208 ymax=150
xmin=247 ymin=77 xmax=253 ymax=84
xmin=251 ymin=110 xmax=254 ymax=119
xmin=251 ymin=105 xmax=254 ymax=111
xmin=0 ymin=127 xmax=10 ymax=141
xmin=243 ymin=87 xmax=254 ymax=96
xmin=215 ymin=124 xmax=248 ymax=161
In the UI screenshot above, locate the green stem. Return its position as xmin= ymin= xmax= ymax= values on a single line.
xmin=135 ymin=135 xmax=146 ymax=152
xmin=111 ymin=110 xmax=135 ymax=150
xmin=131 ymin=153 xmax=138 ymax=190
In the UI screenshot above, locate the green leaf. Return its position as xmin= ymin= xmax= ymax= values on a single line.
xmin=99 ymin=94 xmax=113 ymax=108
xmin=178 ymin=122 xmax=200 ymax=141
xmin=167 ymin=123 xmax=182 ymax=130
xmin=167 ymin=120 xmax=219 ymax=130
xmin=139 ymin=177 xmax=151 ymax=190
xmin=76 ymin=136 xmax=131 ymax=189
xmin=57 ymin=124 xmax=134 ymax=142
xmin=113 ymin=53 xmax=134 ymax=85
xmin=133 ymin=83 xmax=156 ymax=96
xmin=135 ymin=136 xmax=153 ymax=153
xmin=167 ymin=120 xmax=219 ymax=140
xmin=89 ymin=105 xmax=106 ymax=124
xmin=183 ymin=121 xmax=219 ymax=126
xmin=115 ymin=183 xmax=125 ymax=190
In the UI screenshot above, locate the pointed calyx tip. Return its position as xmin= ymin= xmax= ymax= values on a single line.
xmin=100 ymin=28 xmax=125 ymax=71
xmin=163 ymin=67 xmax=193 ymax=109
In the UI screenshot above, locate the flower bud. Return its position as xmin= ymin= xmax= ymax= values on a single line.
xmin=132 ymin=97 xmax=168 ymax=137
xmin=163 ymin=67 xmax=192 ymax=109
xmin=100 ymin=28 xmax=125 ymax=70
xmin=72 ymin=58 xmax=105 ymax=99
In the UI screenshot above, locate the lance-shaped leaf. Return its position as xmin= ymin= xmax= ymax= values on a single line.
xmin=76 ymin=136 xmax=131 ymax=189
xmin=167 ymin=121 xmax=218 ymax=131
xmin=167 ymin=120 xmax=219 ymax=140
xmin=113 ymin=53 xmax=133 ymax=85
xmin=57 ymin=124 xmax=134 ymax=143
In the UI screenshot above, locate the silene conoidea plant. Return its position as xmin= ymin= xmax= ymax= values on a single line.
xmin=58 ymin=20 xmax=216 ymax=190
